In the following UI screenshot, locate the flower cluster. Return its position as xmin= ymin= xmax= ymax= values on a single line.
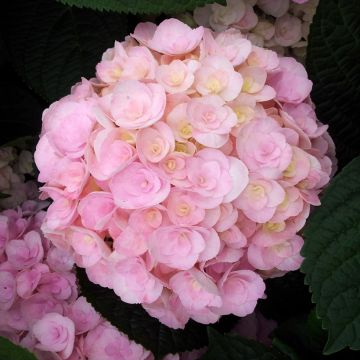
xmin=0 ymin=202 xmax=153 ymax=360
xmin=0 ymin=146 xmax=39 ymax=210
xmin=35 ymin=18 xmax=335 ymax=329
xmin=193 ymin=0 xmax=319 ymax=63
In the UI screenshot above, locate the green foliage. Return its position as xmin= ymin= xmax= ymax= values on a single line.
xmin=306 ymin=0 xmax=360 ymax=169
xmin=301 ymin=157 xmax=360 ymax=354
xmin=0 ymin=0 xmax=129 ymax=103
xmin=0 ymin=336 xmax=37 ymax=360
xmin=77 ymin=267 xmax=237 ymax=359
xmin=56 ymin=0 xmax=224 ymax=14
xmin=201 ymin=328 xmax=289 ymax=360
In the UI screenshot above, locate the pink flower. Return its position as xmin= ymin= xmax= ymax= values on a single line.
xmin=214 ymin=203 xmax=238 ymax=232
xmin=96 ymin=41 xmax=157 ymax=83
xmin=109 ymin=162 xmax=170 ymax=209
xmin=20 ymin=293 xmax=64 ymax=326
xmin=114 ymin=226 xmax=148 ymax=257
xmin=37 ymin=272 xmax=74 ymax=301
xmin=86 ymin=128 xmax=136 ymax=181
xmin=221 ymin=225 xmax=247 ymax=250
xmin=42 ymin=99 xmax=95 ymax=159
xmin=253 ymin=20 xmax=275 ymax=41
xmin=257 ymin=0 xmax=290 ymax=17
xmin=234 ymin=175 xmax=285 ymax=223
xmin=143 ymin=289 xmax=190 ymax=329
xmin=5 ymin=231 xmax=44 ymax=270
xmin=29 ymin=18 xmax=335 ymax=330
xmin=202 ymin=29 xmax=252 ymax=66
xmin=67 ymin=297 xmax=100 ymax=334
xmin=187 ymin=95 xmax=237 ymax=148
xmin=271 ymin=187 xmax=304 ymax=222
xmin=0 ymin=271 xmax=16 ymax=310
xmin=234 ymin=3 xmax=258 ymax=31
xmin=85 ymin=260 xmax=113 ymax=289
xmin=43 ymin=193 xmax=78 ymax=230
xmin=280 ymin=147 xmax=311 ymax=186
xmin=248 ymin=235 xmax=304 ymax=270
xmin=169 ymin=268 xmax=222 ymax=312
xmin=215 ymin=270 xmax=265 ymax=316
xmin=127 ymin=207 xmax=164 ymax=234
xmin=149 ymin=226 xmax=220 ymax=270
xmin=41 ymin=158 xmax=88 ymax=200
xmin=209 ymin=0 xmax=246 ymax=31
xmin=34 ymin=135 xmax=63 ymax=183
xmin=136 ymin=121 xmax=175 ymax=163
xmin=100 ymin=79 xmax=166 ymax=129
xmin=16 ymin=264 xmax=48 ymax=299
xmin=267 ymin=57 xmax=313 ymax=104
xmin=195 ymin=56 xmax=243 ymax=101
xmin=166 ymin=103 xmax=193 ymax=143
xmin=185 ymin=149 xmax=232 ymax=205
xmin=132 ymin=19 xmax=204 ymax=55
xmin=238 ymin=66 xmax=268 ymax=95
xmin=166 ymin=189 xmax=205 ymax=226
xmin=0 ymin=212 xmax=28 ymax=256
xmin=84 ymin=322 xmax=150 ymax=360
xmin=283 ymin=103 xmax=327 ymax=139
xmin=246 ymin=46 xmax=279 ymax=72
xmin=274 ymin=14 xmax=302 ymax=47
xmin=236 ymin=117 xmax=293 ymax=179
xmin=69 ymin=227 xmax=110 ymax=268
xmin=158 ymin=151 xmax=190 ymax=186
xmin=78 ymin=192 xmax=115 ymax=231
xmin=156 ymin=60 xmax=199 ymax=94
xmin=32 ymin=313 xmax=75 ymax=359
xmin=112 ymin=257 xmax=163 ymax=304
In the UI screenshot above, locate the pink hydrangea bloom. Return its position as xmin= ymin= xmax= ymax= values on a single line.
xmin=267 ymin=57 xmax=313 ymax=104
xmin=32 ymin=17 xmax=335 ymax=331
xmin=193 ymin=0 xmax=317 ymax=64
xmin=132 ymin=19 xmax=204 ymax=55
xmin=32 ymin=313 xmax=75 ymax=359
xmin=0 ymin=203 xmax=152 ymax=360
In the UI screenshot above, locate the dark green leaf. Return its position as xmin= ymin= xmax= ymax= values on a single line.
xmin=301 ymin=156 xmax=360 ymax=354
xmin=273 ymin=311 xmax=327 ymax=357
xmin=0 ymin=193 xmax=10 ymax=199
xmin=201 ymin=328 xmax=289 ymax=360
xmin=0 ymin=336 xmax=37 ymax=360
xmin=306 ymin=0 xmax=360 ymax=169
xmin=77 ymin=267 xmax=237 ymax=359
xmin=56 ymin=0 xmax=225 ymax=15
xmin=272 ymin=338 xmax=300 ymax=360
xmin=0 ymin=0 xmax=129 ymax=102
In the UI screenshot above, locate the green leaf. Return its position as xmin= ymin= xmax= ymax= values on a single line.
xmin=201 ymin=328 xmax=289 ymax=360
xmin=0 ymin=0 xmax=129 ymax=103
xmin=273 ymin=311 xmax=327 ymax=358
xmin=0 ymin=193 xmax=10 ymax=199
xmin=301 ymin=156 xmax=360 ymax=354
xmin=272 ymin=337 xmax=300 ymax=360
xmin=56 ymin=0 xmax=225 ymax=15
xmin=306 ymin=0 xmax=360 ymax=169
xmin=77 ymin=267 xmax=237 ymax=359
xmin=0 ymin=336 xmax=37 ymax=360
